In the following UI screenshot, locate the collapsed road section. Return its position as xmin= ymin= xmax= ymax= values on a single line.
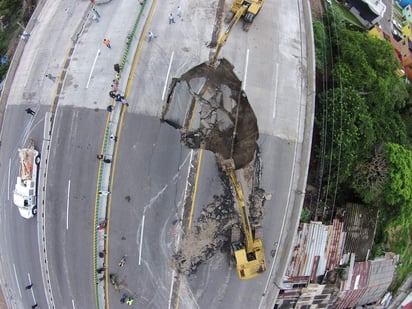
xmin=162 ymin=59 xmax=258 ymax=169
xmin=162 ymin=58 xmax=269 ymax=279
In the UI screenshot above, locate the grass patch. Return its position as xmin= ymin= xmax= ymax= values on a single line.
xmin=328 ymin=0 xmax=365 ymax=29
xmin=386 ymin=223 xmax=412 ymax=291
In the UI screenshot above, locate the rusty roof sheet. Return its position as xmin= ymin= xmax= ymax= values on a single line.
xmin=286 ymin=220 xmax=346 ymax=279
xmin=357 ymin=258 xmax=396 ymax=305
xmin=334 ymin=256 xmax=397 ymax=307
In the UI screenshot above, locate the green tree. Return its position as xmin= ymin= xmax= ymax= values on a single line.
xmin=315 ymin=24 xmax=409 ymax=202
xmin=384 ymin=143 xmax=412 ymax=223
xmin=352 ymin=145 xmax=388 ymax=203
xmin=313 ymin=20 xmax=328 ymax=72
xmin=317 ymin=86 xmax=375 ymax=186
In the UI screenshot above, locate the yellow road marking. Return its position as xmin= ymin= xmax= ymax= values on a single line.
xmin=103 ymin=1 xmax=159 ymax=308
xmin=93 ymin=112 xmax=111 ymax=302
xmin=188 ymin=149 xmax=203 ymax=230
xmin=125 ymin=0 xmax=158 ymax=96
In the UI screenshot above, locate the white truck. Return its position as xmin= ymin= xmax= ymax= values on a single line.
xmin=13 ymin=142 xmax=40 ymax=219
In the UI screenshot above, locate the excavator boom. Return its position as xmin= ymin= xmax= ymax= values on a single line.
xmin=211 ymin=5 xmax=248 ymax=65
xmin=210 ymin=0 xmax=264 ymax=65
xmin=221 ymin=159 xmax=266 ymax=280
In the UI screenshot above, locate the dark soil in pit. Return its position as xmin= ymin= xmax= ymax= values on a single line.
xmin=162 ymin=58 xmax=258 ymax=169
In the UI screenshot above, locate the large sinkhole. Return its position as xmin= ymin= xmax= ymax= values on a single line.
xmin=161 ymin=58 xmax=258 ymax=169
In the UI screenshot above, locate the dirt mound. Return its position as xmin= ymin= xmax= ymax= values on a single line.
xmin=173 ymin=180 xmax=235 ymax=275
xmin=172 ymin=167 xmax=269 ymax=275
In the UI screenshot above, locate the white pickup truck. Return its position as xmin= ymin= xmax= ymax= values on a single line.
xmin=13 ymin=143 xmax=40 ymax=219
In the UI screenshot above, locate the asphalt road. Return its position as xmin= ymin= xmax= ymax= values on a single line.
xmin=0 ymin=105 xmax=50 ymax=308
xmin=164 ymin=0 xmax=309 ymax=307
xmin=0 ymin=0 xmax=311 ymax=308
xmin=108 ymin=114 xmax=188 ymax=307
xmin=45 ymin=107 xmax=106 ymax=308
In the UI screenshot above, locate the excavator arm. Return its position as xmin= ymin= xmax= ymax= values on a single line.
xmin=210 ymin=0 xmax=264 ymax=65
xmin=221 ymin=159 xmax=266 ymax=279
xmin=211 ymin=5 xmax=248 ymax=65
xmin=228 ymin=171 xmax=254 ymax=252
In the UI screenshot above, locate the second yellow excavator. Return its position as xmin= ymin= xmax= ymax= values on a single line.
xmin=210 ymin=0 xmax=265 ymax=65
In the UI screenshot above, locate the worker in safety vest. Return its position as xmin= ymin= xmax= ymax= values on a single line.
xmin=126 ymin=297 xmax=134 ymax=305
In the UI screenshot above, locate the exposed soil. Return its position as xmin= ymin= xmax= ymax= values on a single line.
xmin=163 ymin=58 xmax=258 ymax=169
xmin=172 ymin=168 xmax=268 ymax=275
xmin=163 ymin=58 xmax=267 ymax=275
xmin=310 ymin=0 xmax=325 ymax=20
xmin=173 ymin=176 xmax=235 ymax=275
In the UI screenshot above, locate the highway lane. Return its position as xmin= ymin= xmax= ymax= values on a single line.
xmin=40 ymin=0 xmax=142 ymax=307
xmin=126 ymin=0 xmax=216 ymax=117
xmin=0 ymin=0 xmax=309 ymax=308
xmin=1 ymin=0 xmax=141 ymax=307
xmin=167 ymin=0 xmax=308 ymax=307
xmin=103 ymin=0 xmax=308 ymax=307
xmin=6 ymin=0 xmax=89 ymax=109
xmin=0 ymin=1 xmax=90 ymax=307
xmin=107 ymin=114 xmax=189 ymax=307
xmin=45 ymin=107 xmax=106 ymax=308
xmin=0 ymin=106 xmax=49 ymax=308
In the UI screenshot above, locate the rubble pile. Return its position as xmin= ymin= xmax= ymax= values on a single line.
xmin=173 ymin=178 xmax=235 ymax=275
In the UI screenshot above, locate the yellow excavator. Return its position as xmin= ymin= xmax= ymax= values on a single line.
xmin=220 ymin=159 xmax=266 ymax=280
xmin=210 ymin=0 xmax=265 ymax=65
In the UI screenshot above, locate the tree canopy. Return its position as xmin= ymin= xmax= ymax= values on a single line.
xmin=315 ymin=20 xmax=409 ymax=202
xmin=314 ymin=9 xmax=412 ymax=290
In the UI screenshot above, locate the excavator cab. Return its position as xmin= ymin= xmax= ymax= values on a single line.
xmin=228 ymin=0 xmax=265 ymax=30
xmin=232 ymin=239 xmax=266 ymax=279
xmin=231 ymin=223 xmax=266 ymax=279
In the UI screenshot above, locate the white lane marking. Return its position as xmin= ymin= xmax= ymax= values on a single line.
xmin=13 ymin=264 xmax=21 ymax=297
xmin=66 ymin=179 xmax=71 ymax=230
xmin=242 ymin=48 xmax=250 ymax=91
xmin=162 ymin=51 xmax=175 ymax=101
xmin=28 ymin=273 xmax=36 ymax=304
xmin=138 ymin=215 xmax=145 ymax=265
xmin=258 ymin=137 xmax=298 ymax=309
xmin=272 ymin=62 xmax=280 ymax=119
xmin=86 ymin=49 xmax=100 ymax=89
xmin=8 ymin=158 xmax=11 ymax=201
xmin=168 ymin=270 xmax=176 ymax=309
xmin=72 ymin=298 xmax=76 ymax=309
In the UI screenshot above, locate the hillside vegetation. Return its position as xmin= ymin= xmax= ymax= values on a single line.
xmin=313 ymin=6 xmax=412 ymax=291
xmin=0 ymin=0 xmax=36 ymax=80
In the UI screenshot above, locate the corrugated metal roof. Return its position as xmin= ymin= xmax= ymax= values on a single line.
xmin=336 ymin=288 xmax=367 ymax=309
xmin=351 ymin=261 xmax=370 ymax=290
xmin=334 ymin=255 xmax=397 ymax=307
xmin=356 ymin=257 xmax=396 ymax=305
xmin=286 ymin=220 xmax=346 ymax=280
